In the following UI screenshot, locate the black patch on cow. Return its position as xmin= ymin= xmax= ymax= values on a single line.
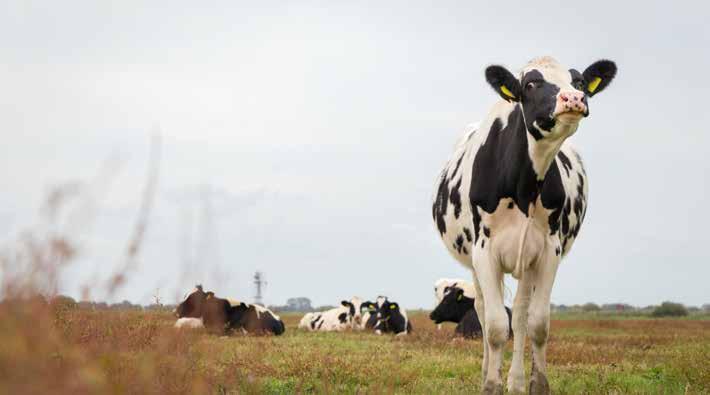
xmin=483 ymin=226 xmax=490 ymax=238
xmin=557 ymin=151 xmax=573 ymax=177
xmin=508 ymin=201 xmax=514 ymax=209
xmin=433 ymin=172 xmax=449 ymax=235
xmin=317 ymin=320 xmax=324 ymax=330
xmin=338 ymin=312 xmax=347 ymax=324
xmin=450 ymin=178 xmax=463 ymax=219
xmin=454 ymin=235 xmax=465 ymax=254
xmin=470 ymin=108 xmax=565 ymax=218
xmin=462 ymin=246 xmax=468 ymax=255
xmin=472 ymin=206 xmax=482 ymax=243
xmin=555 ymin=246 xmax=561 ymax=256
xmin=520 ymin=69 xmax=561 ymax=135
xmin=463 ymin=227 xmax=472 ymax=242
xmin=481 ymin=239 xmax=485 ymax=248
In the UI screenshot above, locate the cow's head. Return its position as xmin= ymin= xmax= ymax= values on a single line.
xmin=429 ymin=286 xmax=473 ymax=324
xmin=485 ymin=56 xmax=616 ymax=138
xmin=376 ymin=300 xmax=401 ymax=326
xmin=343 ymin=297 xmax=365 ymax=327
xmin=360 ymin=300 xmax=378 ymax=315
xmin=175 ymin=285 xmax=207 ymax=318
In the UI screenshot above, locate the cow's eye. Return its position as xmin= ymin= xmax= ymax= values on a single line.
xmin=526 ymin=81 xmax=538 ymax=90
xmin=572 ymin=79 xmax=585 ymax=91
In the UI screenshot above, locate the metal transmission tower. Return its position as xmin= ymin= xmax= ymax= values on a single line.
xmin=253 ymin=271 xmax=267 ymax=305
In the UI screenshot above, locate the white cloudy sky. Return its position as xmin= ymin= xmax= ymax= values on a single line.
xmin=1 ymin=1 xmax=708 ymax=308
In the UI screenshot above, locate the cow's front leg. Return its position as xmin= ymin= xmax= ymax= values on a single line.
xmin=506 ymin=270 xmax=534 ymax=394
xmin=472 ymin=247 xmax=506 ymax=395
xmin=527 ymin=244 xmax=560 ymax=395
xmin=471 ymin=269 xmax=487 ymax=384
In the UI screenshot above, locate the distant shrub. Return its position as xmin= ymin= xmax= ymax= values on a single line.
xmin=50 ymin=295 xmax=77 ymax=310
xmin=652 ymin=302 xmax=688 ymax=317
xmin=581 ymin=303 xmax=600 ymax=312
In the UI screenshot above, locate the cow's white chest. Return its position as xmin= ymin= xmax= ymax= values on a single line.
xmin=483 ymin=198 xmax=558 ymax=276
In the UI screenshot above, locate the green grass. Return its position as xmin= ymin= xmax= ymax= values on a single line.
xmin=1 ymin=305 xmax=708 ymax=394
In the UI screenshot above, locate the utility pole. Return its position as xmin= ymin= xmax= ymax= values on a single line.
xmin=253 ymin=271 xmax=266 ymax=305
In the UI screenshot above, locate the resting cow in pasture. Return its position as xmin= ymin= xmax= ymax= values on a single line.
xmin=430 ymin=286 xmax=512 ymax=339
xmin=360 ymin=296 xmax=387 ymax=330
xmin=299 ymin=300 xmax=357 ymax=332
xmin=433 ymin=278 xmax=476 ymax=330
xmin=175 ymin=286 xmax=284 ymax=336
xmin=432 ymin=56 xmax=616 ymax=394
xmin=373 ymin=299 xmax=411 ymax=336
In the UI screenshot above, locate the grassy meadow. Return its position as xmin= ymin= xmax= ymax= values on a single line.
xmin=1 ymin=302 xmax=708 ymax=394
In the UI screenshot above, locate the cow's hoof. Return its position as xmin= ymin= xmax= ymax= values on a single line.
xmin=529 ymin=371 xmax=550 ymax=395
xmin=507 ymin=374 xmax=526 ymax=395
xmin=481 ymin=381 xmax=503 ymax=395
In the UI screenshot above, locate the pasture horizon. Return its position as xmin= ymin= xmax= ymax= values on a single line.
xmin=2 ymin=1 xmax=709 ymax=310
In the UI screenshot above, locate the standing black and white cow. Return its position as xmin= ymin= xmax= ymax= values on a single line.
xmin=175 ymin=286 xmax=285 ymax=336
xmin=373 ymin=299 xmax=411 ymax=336
xmin=430 ymin=286 xmax=512 ymax=339
xmin=432 ymin=56 xmax=616 ymax=394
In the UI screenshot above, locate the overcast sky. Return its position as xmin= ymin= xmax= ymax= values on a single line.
xmin=1 ymin=1 xmax=708 ymax=308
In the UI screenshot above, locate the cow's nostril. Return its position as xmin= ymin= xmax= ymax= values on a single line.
xmin=561 ymin=95 xmax=569 ymax=102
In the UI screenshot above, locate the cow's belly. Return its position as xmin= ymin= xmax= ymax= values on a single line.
xmin=484 ymin=198 xmax=556 ymax=275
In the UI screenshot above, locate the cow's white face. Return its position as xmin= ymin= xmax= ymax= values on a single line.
xmin=485 ymin=56 xmax=617 ymax=139
xmin=345 ymin=297 xmax=364 ymax=326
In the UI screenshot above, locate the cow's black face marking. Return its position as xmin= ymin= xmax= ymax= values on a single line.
xmin=520 ymin=70 xmax=562 ymax=136
xmin=429 ymin=288 xmax=473 ymax=324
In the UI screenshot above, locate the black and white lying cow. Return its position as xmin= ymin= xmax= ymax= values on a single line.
xmin=360 ymin=296 xmax=387 ymax=330
xmin=433 ymin=278 xmax=475 ymax=330
xmin=298 ymin=298 xmax=361 ymax=332
xmin=430 ymin=286 xmax=512 ymax=339
xmin=373 ymin=299 xmax=411 ymax=336
xmin=175 ymin=286 xmax=284 ymax=336
xmin=432 ymin=56 xmax=616 ymax=393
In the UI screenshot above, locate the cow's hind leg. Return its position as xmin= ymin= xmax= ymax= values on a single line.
xmin=506 ymin=272 xmax=534 ymax=394
xmin=527 ymin=245 xmax=560 ymax=395
xmin=472 ymin=248 xmax=507 ymax=395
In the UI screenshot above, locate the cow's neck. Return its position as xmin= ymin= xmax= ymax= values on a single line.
xmin=525 ymin=117 xmax=578 ymax=181
xmin=501 ymin=106 xmax=573 ymax=215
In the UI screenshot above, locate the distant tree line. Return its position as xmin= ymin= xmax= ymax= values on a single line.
xmin=551 ymin=301 xmax=707 ymax=317
xmin=15 ymin=294 xmax=710 ymax=317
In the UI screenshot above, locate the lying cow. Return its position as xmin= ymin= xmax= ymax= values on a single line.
xmin=360 ymin=296 xmax=387 ymax=330
xmin=430 ymin=286 xmax=511 ymax=339
xmin=299 ymin=300 xmax=357 ymax=331
xmin=175 ymin=285 xmax=284 ymax=335
xmin=434 ymin=278 xmax=476 ymax=330
xmin=373 ymin=299 xmax=411 ymax=336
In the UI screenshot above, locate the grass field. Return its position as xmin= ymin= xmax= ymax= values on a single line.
xmin=1 ymin=303 xmax=709 ymax=394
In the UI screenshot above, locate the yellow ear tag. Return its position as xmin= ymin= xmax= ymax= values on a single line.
xmin=390 ymin=305 xmax=396 ymax=310
xmin=457 ymin=294 xmax=463 ymax=301
xmin=588 ymin=77 xmax=602 ymax=93
xmin=206 ymin=294 xmax=212 ymax=300
xmin=500 ymin=85 xmax=516 ymax=99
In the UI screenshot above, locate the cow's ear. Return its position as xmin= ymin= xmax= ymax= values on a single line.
xmin=485 ymin=65 xmax=521 ymax=102
xmin=582 ymin=60 xmax=617 ymax=97
xmin=341 ymin=300 xmax=350 ymax=307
